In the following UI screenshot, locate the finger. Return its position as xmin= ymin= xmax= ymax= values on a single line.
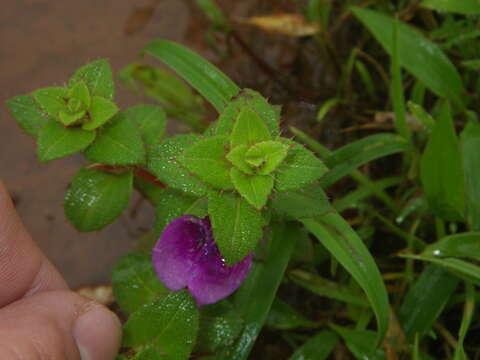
xmin=0 ymin=290 xmax=121 ymax=360
xmin=0 ymin=181 xmax=67 ymax=307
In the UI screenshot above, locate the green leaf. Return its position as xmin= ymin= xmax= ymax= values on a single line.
xmin=208 ymin=191 xmax=264 ymax=265
xmin=143 ymin=40 xmax=240 ymax=113
xmin=37 ymin=121 xmax=96 ymax=162
xmin=390 ymin=18 xmax=411 ymax=142
xmin=230 ymin=107 xmax=271 ymax=148
xmin=84 ymin=114 xmax=146 ymax=165
xmin=154 ymin=189 xmax=207 ymax=236
xmin=69 ymin=59 xmax=115 ymax=99
xmin=67 ymin=80 xmax=91 ymax=110
xmin=421 ymin=0 xmax=480 ymax=15
xmin=230 ymin=169 xmax=273 ymax=210
xmin=290 ymin=269 xmax=369 ymax=307
xmin=289 ymin=331 xmax=338 ymax=360
xmin=422 ymin=232 xmax=480 ymax=261
xmin=275 ymin=140 xmax=328 ymax=191
xmin=123 ymin=291 xmax=199 ymax=360
xmin=32 ymin=87 xmax=67 ymax=119
xmin=148 ymin=134 xmax=208 ymax=197
xmin=321 ymin=133 xmax=409 ymax=188
xmin=403 ymin=254 xmax=480 ymax=286
xmin=6 ymin=95 xmax=50 ymax=137
xmin=222 ymin=222 xmax=298 ymax=360
xmin=398 ymin=264 xmax=458 ymax=341
xmin=112 ymin=252 xmax=168 ymax=314
xmin=180 ymin=136 xmax=233 ymax=190
xmin=212 ymin=89 xmax=280 ymax=137
xmin=119 ymin=63 xmax=207 ymax=132
xmin=245 ymin=140 xmax=289 ymax=175
xmin=461 ymin=120 xmax=480 ymax=230
xmin=302 ymin=213 xmax=390 ymax=347
xmin=59 ymin=109 xmax=86 ymax=126
xmin=290 ymin=126 xmax=399 ymax=211
xmin=333 ymin=177 xmax=401 ymax=213
xmin=64 ymin=168 xmax=133 ymax=231
xmin=124 ymin=104 xmax=167 ymax=147
xmin=408 ymin=101 xmax=435 ymax=131
xmin=83 ymin=96 xmax=119 ymax=130
xmin=454 ymin=282 xmax=475 ymax=360
xmin=420 ymin=102 xmax=465 ymax=221
xmin=227 ymin=145 xmax=254 ymax=175
xmin=195 ymin=301 xmax=243 ymax=353
xmin=196 ymin=0 xmax=232 ymax=32
xmin=266 ymin=298 xmax=317 ymax=330
xmin=271 ymin=183 xmax=331 ymax=218
xmin=134 ymin=346 xmax=164 ymax=360
xmin=330 ymin=324 xmax=385 ymax=360
xmin=352 ymin=7 xmax=464 ymax=106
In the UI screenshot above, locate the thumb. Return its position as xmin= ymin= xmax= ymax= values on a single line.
xmin=0 ymin=290 xmax=121 ymax=360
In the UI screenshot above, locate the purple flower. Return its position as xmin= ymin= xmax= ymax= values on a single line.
xmin=152 ymin=215 xmax=253 ymax=306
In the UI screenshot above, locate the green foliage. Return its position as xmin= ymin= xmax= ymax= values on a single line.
xmin=195 ymin=301 xmax=243 ymax=353
xmin=6 ymin=95 xmax=49 ymax=137
xmin=68 ymin=59 xmax=115 ymax=99
xmin=420 ymin=103 xmax=465 ymax=221
xmin=275 ymin=140 xmax=328 ymax=191
xmin=143 ymin=40 xmax=240 ymax=112
xmin=154 ymin=189 xmax=207 ymax=236
xmin=124 ymin=104 xmax=166 ymax=147
xmin=211 ymin=89 xmax=280 ymax=137
xmin=84 ymin=114 xmax=146 ymax=165
xmin=353 ymin=7 xmax=464 ymax=107
xmin=461 ymin=120 xmax=480 ymax=230
xmin=196 ymin=0 xmax=231 ymax=33
xmin=271 ymin=183 xmax=331 ymax=218
xmin=208 ymin=191 xmax=264 ymax=265
xmin=421 ymin=0 xmax=480 ymax=15
xmin=331 ymin=325 xmax=385 ymax=359
xmin=230 ymin=168 xmax=274 ymax=210
xmin=37 ymin=121 xmax=96 ymax=162
xmin=223 ymin=223 xmax=299 ymax=360
xmin=122 ymin=291 xmax=199 ymax=360
xmin=321 ymin=133 xmax=410 ymax=188
xmin=289 ymin=331 xmax=338 ymax=360
xmin=32 ymin=87 xmax=67 ymax=119
xmin=302 ymin=213 xmax=390 ymax=347
xmin=112 ymin=252 xmax=168 ymax=313
xmin=83 ymin=96 xmax=118 ymax=130
xmin=118 ymin=63 xmax=207 ymax=132
xmin=399 ymin=265 xmax=458 ymax=341
xmin=180 ymin=136 xmax=233 ymax=190
xmin=422 ymin=232 xmax=480 ymax=260
xmin=10 ymin=12 xmax=480 ymax=356
xmin=148 ymin=134 xmax=208 ymax=197
xmin=245 ymin=140 xmax=288 ymax=175
xmin=64 ymin=168 xmax=133 ymax=231
xmin=266 ymin=298 xmax=317 ymax=330
xmin=230 ymin=107 xmax=271 ymax=148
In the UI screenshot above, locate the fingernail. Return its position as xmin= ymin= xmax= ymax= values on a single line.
xmin=73 ymin=306 xmax=122 ymax=360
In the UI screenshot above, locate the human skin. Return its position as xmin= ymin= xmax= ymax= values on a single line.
xmin=0 ymin=181 xmax=121 ymax=359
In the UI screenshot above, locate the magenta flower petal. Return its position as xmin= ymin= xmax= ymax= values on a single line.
xmin=152 ymin=215 xmax=253 ymax=306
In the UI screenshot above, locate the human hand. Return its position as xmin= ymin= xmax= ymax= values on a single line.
xmin=0 ymin=182 xmax=121 ymax=359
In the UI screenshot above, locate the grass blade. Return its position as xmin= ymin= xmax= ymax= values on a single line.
xmin=143 ymin=40 xmax=240 ymax=113
xmin=301 ymin=213 xmax=390 ymax=348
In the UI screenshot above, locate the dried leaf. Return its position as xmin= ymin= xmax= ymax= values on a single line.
xmin=76 ymin=285 xmax=114 ymax=306
xmin=235 ymin=14 xmax=319 ymax=37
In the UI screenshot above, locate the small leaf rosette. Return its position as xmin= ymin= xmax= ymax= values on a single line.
xmin=152 ymin=215 xmax=253 ymax=306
